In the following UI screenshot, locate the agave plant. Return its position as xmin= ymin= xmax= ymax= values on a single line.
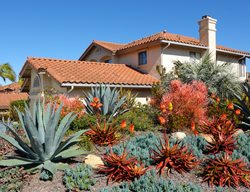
xmin=84 ymin=85 xmax=127 ymax=122
xmin=0 ymin=100 xmax=87 ymax=178
xmin=234 ymin=82 xmax=250 ymax=131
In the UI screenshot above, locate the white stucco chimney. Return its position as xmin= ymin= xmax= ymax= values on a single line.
xmin=198 ymin=15 xmax=217 ymax=61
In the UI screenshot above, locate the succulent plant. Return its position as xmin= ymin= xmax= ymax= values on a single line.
xmin=234 ymin=82 xmax=250 ymax=131
xmin=85 ymin=121 xmax=121 ymax=146
xmin=63 ymin=164 xmax=95 ymax=191
xmin=100 ymin=170 xmax=202 ymax=192
xmin=200 ymin=117 xmax=237 ymax=155
xmin=202 ymin=153 xmax=250 ymax=188
xmin=84 ymin=85 xmax=127 ymax=122
xmin=151 ymin=135 xmax=199 ymax=175
xmin=0 ymin=100 xmax=87 ymax=178
xmin=99 ymin=148 xmax=148 ymax=184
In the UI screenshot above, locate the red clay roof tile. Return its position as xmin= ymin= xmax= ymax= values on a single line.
xmin=25 ymin=57 xmax=158 ymax=86
xmin=93 ymin=31 xmax=249 ymax=56
xmin=0 ymin=93 xmax=28 ymax=110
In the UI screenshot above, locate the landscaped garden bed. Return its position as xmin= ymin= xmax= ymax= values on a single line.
xmin=0 ymin=58 xmax=250 ymax=192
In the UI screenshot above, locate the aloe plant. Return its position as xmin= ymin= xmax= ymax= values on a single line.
xmin=84 ymin=85 xmax=127 ymax=122
xmin=0 ymin=100 xmax=87 ymax=178
xmin=234 ymin=82 xmax=250 ymax=131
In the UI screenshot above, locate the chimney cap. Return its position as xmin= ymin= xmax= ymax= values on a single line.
xmin=202 ymin=15 xmax=211 ymax=19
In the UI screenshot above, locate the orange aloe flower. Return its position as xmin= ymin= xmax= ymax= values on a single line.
xmin=121 ymin=120 xmax=127 ymax=129
xmin=220 ymin=114 xmax=227 ymax=121
xmin=235 ymin=109 xmax=241 ymax=115
xmin=227 ymin=102 xmax=234 ymax=110
xmin=129 ymin=124 xmax=135 ymax=134
xmin=158 ymin=116 xmax=166 ymax=125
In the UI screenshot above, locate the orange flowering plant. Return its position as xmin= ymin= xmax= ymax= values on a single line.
xmin=159 ymin=80 xmax=209 ymax=134
xmin=45 ymin=94 xmax=85 ymax=118
xmin=207 ymin=94 xmax=240 ymax=124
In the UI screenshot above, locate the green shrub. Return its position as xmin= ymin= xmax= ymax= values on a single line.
xmin=100 ymin=170 xmax=202 ymax=192
xmin=108 ymin=133 xmax=160 ymax=166
xmin=70 ymin=114 xmax=96 ymax=131
xmin=116 ymin=105 xmax=156 ymax=131
xmin=63 ymin=164 xmax=95 ymax=191
xmin=0 ymin=167 xmax=27 ymax=192
xmin=9 ymin=100 xmax=27 ymax=121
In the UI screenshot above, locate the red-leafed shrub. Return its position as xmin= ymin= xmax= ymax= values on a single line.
xmin=98 ymin=149 xmax=148 ymax=184
xmin=150 ymin=135 xmax=199 ymax=175
xmin=52 ymin=94 xmax=85 ymax=118
xmin=202 ymin=153 xmax=250 ymax=188
xmin=160 ymin=80 xmax=208 ymax=134
xmin=200 ymin=116 xmax=237 ymax=154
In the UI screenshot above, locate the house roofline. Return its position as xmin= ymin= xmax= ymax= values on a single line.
xmin=160 ymin=40 xmax=208 ymax=49
xmin=216 ymin=49 xmax=250 ymax=57
xmin=61 ymin=83 xmax=152 ymax=89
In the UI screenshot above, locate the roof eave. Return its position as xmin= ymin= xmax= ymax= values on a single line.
xmin=61 ymin=83 xmax=153 ymax=89
xmin=216 ymin=49 xmax=250 ymax=57
xmin=161 ymin=40 xmax=208 ymax=49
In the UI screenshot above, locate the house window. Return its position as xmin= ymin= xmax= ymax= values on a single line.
xmin=33 ymin=75 xmax=40 ymax=88
xmin=189 ymin=52 xmax=201 ymax=62
xmin=239 ymin=58 xmax=246 ymax=77
xmin=138 ymin=51 xmax=147 ymax=65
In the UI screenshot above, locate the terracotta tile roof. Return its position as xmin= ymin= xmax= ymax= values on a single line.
xmin=24 ymin=57 xmax=158 ymax=86
xmin=0 ymin=93 xmax=28 ymax=110
xmin=216 ymin=45 xmax=250 ymax=55
xmin=94 ymin=31 xmax=249 ymax=56
xmin=93 ymin=40 xmax=125 ymax=51
xmin=117 ymin=31 xmax=206 ymax=51
xmin=0 ymin=82 xmax=21 ymax=93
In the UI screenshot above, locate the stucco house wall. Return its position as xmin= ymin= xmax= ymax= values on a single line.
xmin=216 ymin=54 xmax=246 ymax=81
xmin=84 ymin=46 xmax=112 ymax=62
xmin=117 ymin=45 xmax=162 ymax=78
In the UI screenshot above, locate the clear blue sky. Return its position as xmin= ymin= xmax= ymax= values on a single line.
xmin=0 ymin=0 xmax=249 ymax=85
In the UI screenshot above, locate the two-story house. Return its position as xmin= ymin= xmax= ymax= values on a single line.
xmin=20 ymin=16 xmax=250 ymax=103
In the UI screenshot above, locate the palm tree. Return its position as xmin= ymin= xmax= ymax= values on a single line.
xmin=174 ymin=54 xmax=241 ymax=99
xmin=0 ymin=63 xmax=16 ymax=82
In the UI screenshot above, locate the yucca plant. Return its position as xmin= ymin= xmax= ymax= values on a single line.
xmin=202 ymin=153 xmax=250 ymax=188
xmin=174 ymin=54 xmax=241 ymax=99
xmin=84 ymin=85 xmax=127 ymax=122
xmin=151 ymin=135 xmax=199 ymax=175
xmin=0 ymin=100 xmax=87 ymax=179
xmin=98 ymin=148 xmax=148 ymax=184
xmin=234 ymin=82 xmax=250 ymax=131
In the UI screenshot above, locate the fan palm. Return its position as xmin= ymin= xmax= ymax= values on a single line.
xmin=174 ymin=54 xmax=241 ymax=99
xmin=0 ymin=63 xmax=16 ymax=82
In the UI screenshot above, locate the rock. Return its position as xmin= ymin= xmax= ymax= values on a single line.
xmin=171 ymin=132 xmax=186 ymax=141
xmin=233 ymin=129 xmax=244 ymax=137
xmin=200 ymin=133 xmax=214 ymax=144
xmin=84 ymin=154 xmax=104 ymax=169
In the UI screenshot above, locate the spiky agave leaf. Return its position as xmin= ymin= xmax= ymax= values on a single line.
xmin=0 ymin=99 xmax=87 ymax=178
xmin=84 ymin=84 xmax=127 ymax=122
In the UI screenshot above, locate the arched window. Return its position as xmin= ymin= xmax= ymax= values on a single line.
xmin=33 ymin=75 xmax=40 ymax=88
xmin=100 ymin=56 xmax=112 ymax=63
